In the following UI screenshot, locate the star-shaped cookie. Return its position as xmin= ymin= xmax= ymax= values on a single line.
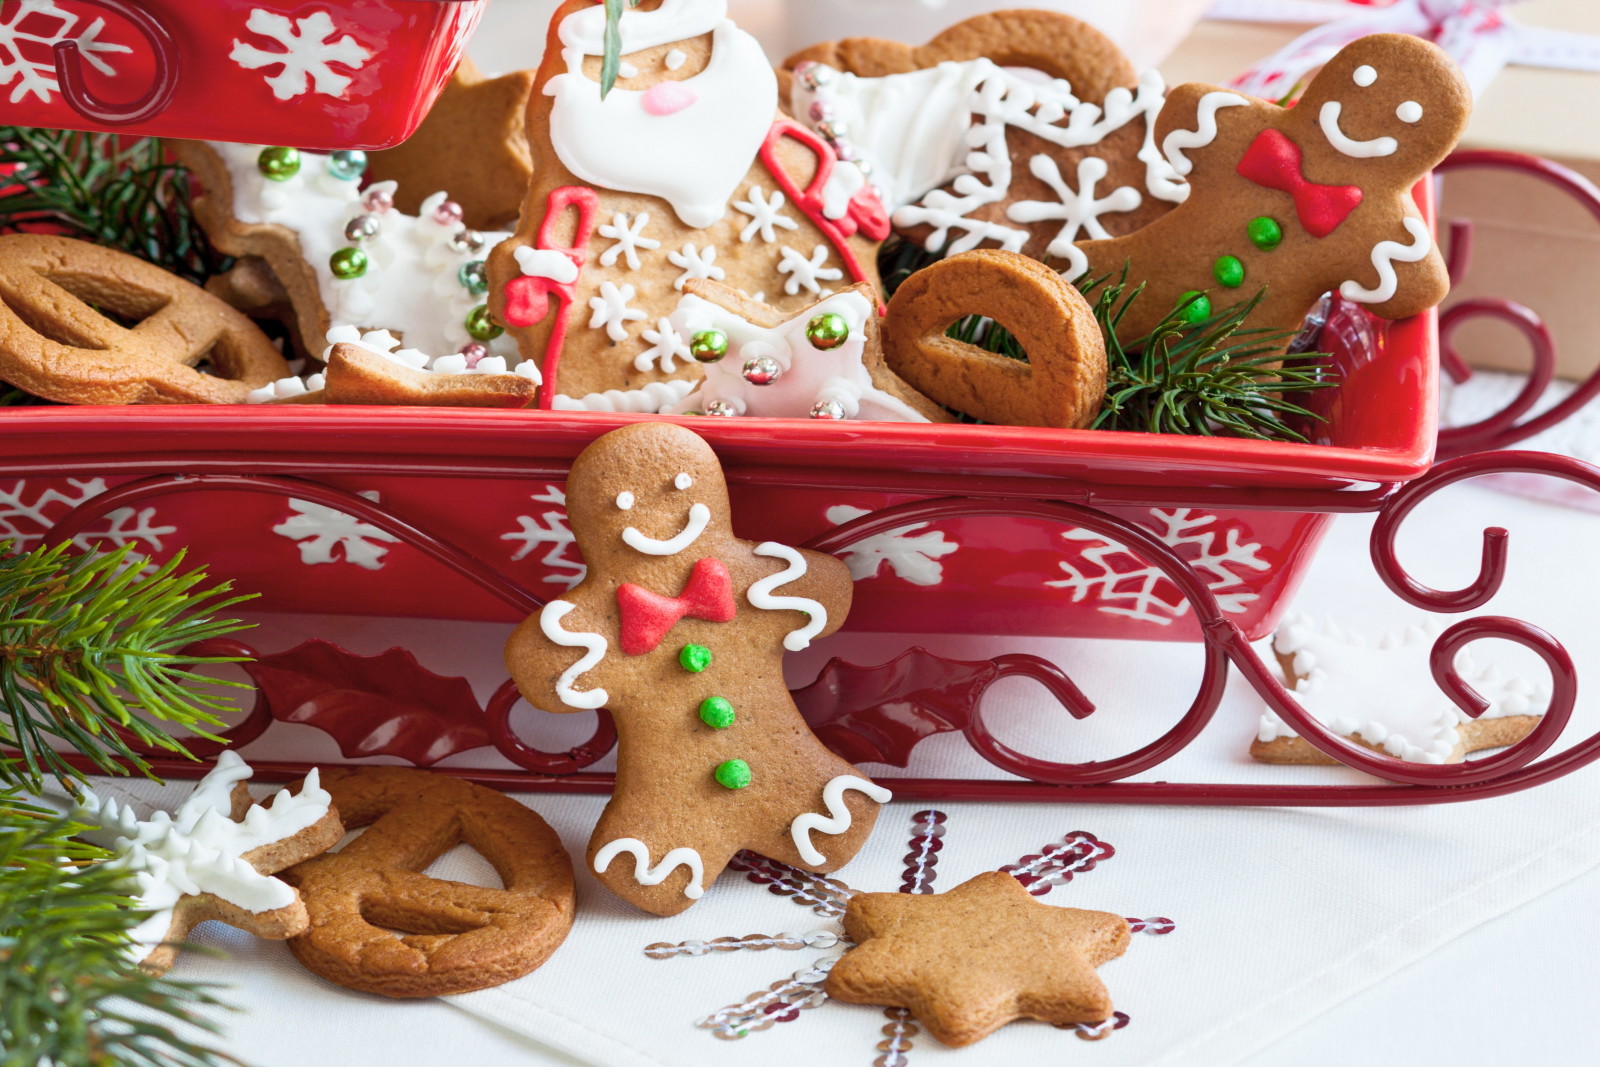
xmin=824 ymin=870 xmax=1130 ymax=1046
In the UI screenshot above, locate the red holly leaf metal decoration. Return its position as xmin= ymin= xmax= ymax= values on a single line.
xmin=791 ymin=648 xmax=998 ymax=767
xmin=250 ymin=639 xmax=490 ymax=766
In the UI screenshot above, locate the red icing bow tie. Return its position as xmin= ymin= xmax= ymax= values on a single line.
xmin=617 ymin=557 xmax=737 ymax=656
xmin=1236 ymin=128 xmax=1364 ymax=239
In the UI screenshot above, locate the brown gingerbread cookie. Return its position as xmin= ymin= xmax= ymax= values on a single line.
xmin=282 ymin=767 xmax=575 ymax=998
xmin=826 ymin=870 xmax=1130 ymax=1047
xmin=504 ymin=421 xmax=890 ymax=916
xmin=366 ymin=57 xmax=536 ymax=232
xmin=1077 ymin=33 xmax=1470 ymax=345
xmin=783 ymin=9 xmax=1183 ymax=279
xmin=487 ymin=0 xmax=892 ymax=411
xmin=318 ymin=341 xmax=538 ymax=407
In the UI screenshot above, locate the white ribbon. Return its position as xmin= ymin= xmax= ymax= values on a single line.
xmin=1206 ymin=0 xmax=1600 ymax=99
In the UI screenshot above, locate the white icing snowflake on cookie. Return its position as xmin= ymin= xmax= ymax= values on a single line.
xmin=1008 ymin=155 xmax=1143 ymax=278
xmin=636 ymin=317 xmax=692 ymax=373
xmin=667 ymin=242 xmax=726 ymax=290
xmin=776 ymin=245 xmax=843 ymax=296
xmin=733 ymin=186 xmax=800 ymax=244
xmin=589 ymin=281 xmax=648 ymax=341
xmin=598 ymin=211 xmax=661 ymax=271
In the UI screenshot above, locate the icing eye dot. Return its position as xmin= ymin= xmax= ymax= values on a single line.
xmin=617 ymin=61 xmax=639 ymax=79
xmin=1352 ymin=64 xmax=1377 ymax=87
xmin=616 ymin=491 xmax=634 ymax=510
xmin=1396 ymin=100 xmax=1423 ymax=123
xmin=674 ymin=472 xmax=693 ymax=490
xmin=665 ymin=48 xmax=687 ymax=72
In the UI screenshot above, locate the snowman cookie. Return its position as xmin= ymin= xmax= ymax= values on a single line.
xmin=1077 ymin=33 xmax=1470 ymax=344
xmin=504 ymin=421 xmax=890 ymax=916
xmin=486 ymin=0 xmax=892 ymax=412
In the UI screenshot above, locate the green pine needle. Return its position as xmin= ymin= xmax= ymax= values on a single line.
xmin=0 ymin=541 xmax=256 ymax=793
xmin=1 ymin=792 xmax=238 ymax=1067
xmin=0 ymin=128 xmax=229 ymax=286
xmin=599 ymin=0 xmax=645 ymax=98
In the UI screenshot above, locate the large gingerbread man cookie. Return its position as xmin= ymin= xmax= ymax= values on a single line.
xmin=504 ymin=421 xmax=890 ymax=916
xmin=487 ymin=0 xmax=892 ymax=413
xmin=1077 ymin=33 xmax=1470 ymax=344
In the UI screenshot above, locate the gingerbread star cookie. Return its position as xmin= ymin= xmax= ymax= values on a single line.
xmin=366 ymin=57 xmax=536 ymax=232
xmin=60 ymin=751 xmax=343 ymax=974
xmin=1253 ymin=614 xmax=1550 ymax=765
xmin=826 ymin=870 xmax=1130 ymax=1047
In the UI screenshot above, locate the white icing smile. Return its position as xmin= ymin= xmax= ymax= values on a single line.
xmin=622 ymin=502 xmax=710 ymax=555
xmin=1318 ymin=100 xmax=1398 ymax=159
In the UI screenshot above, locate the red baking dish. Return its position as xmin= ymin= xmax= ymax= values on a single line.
xmin=0 ymin=0 xmax=483 ymax=149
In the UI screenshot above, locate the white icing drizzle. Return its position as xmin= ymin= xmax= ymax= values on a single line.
xmin=1008 ymin=155 xmax=1143 ymax=278
xmin=747 ymin=542 xmax=828 ymax=651
xmin=789 ymin=775 xmax=893 ymax=866
xmin=1161 ymin=90 xmax=1250 ymax=176
xmin=1318 ymin=99 xmax=1398 ymax=158
xmin=674 ymin=472 xmax=694 ymax=490
xmin=622 ymin=502 xmax=711 ymax=555
xmin=61 ymin=752 xmax=331 ymax=963
xmin=1257 ymin=613 xmax=1550 ymax=763
xmin=616 ymin=491 xmax=635 ymax=510
xmin=666 ymin=242 xmax=726 ymax=289
xmin=539 ymin=600 xmax=610 ymax=709
xmin=593 ymin=838 xmax=706 ymax=899
xmin=732 ymin=185 xmax=799 ymax=244
xmin=588 ymin=280 xmax=648 ymax=341
xmin=666 ymin=289 xmax=928 ymax=422
xmin=636 ymin=317 xmax=692 ymax=372
xmin=550 ymin=379 xmax=695 ymax=413
xmin=515 ymin=245 xmax=580 ymax=283
xmin=1339 ymin=216 xmax=1432 ymax=304
xmin=776 ymin=244 xmax=843 ymax=296
xmin=598 ymin=211 xmax=661 ymax=270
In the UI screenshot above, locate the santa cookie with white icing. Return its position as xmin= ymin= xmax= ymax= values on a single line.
xmin=488 ymin=0 xmax=893 ymax=413
xmin=504 ymin=421 xmax=889 ymax=916
xmin=1077 ymin=33 xmax=1470 ymax=343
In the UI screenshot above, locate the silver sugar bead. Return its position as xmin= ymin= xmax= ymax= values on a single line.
xmin=344 ymin=214 xmax=380 ymax=242
xmin=815 ymin=119 xmax=849 ymax=142
xmin=742 ymin=356 xmax=782 ymax=386
xmin=704 ymin=399 xmax=740 ymax=417
xmin=449 ymin=228 xmax=487 ymax=255
xmin=809 ymin=398 xmax=846 ymax=420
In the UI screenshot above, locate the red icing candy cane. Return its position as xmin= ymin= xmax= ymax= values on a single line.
xmin=502 ymin=185 xmax=600 ymax=408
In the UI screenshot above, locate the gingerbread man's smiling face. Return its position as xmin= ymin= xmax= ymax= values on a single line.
xmin=1296 ymin=34 xmax=1469 ymax=176
xmin=564 ymin=422 xmax=734 ymax=558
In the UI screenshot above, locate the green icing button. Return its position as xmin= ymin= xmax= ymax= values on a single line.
xmin=699 ymin=696 xmax=736 ymax=729
xmin=679 ymin=644 xmax=712 ymax=672
xmin=1248 ymin=216 xmax=1283 ymax=250
xmin=1177 ymin=291 xmax=1211 ymax=325
xmin=714 ymin=759 xmax=751 ymax=789
xmin=1213 ymin=254 xmax=1245 ymax=288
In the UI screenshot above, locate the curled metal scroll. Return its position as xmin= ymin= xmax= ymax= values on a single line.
xmin=55 ymin=0 xmax=180 ymax=126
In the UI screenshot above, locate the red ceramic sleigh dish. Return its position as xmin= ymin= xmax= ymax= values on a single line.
xmin=0 ymin=0 xmax=483 ymax=149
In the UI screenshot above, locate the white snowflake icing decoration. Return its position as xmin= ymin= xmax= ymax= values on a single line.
xmin=1008 ymin=155 xmax=1143 ymax=279
xmin=0 ymin=477 xmax=173 ymax=570
xmin=272 ymin=491 xmax=399 ymax=570
xmin=0 ymin=0 xmax=131 ymax=104
xmin=229 ymin=9 xmax=371 ymax=102
xmin=825 ymin=505 xmax=958 ymax=587
xmin=501 ymin=486 xmax=587 ymax=590
xmin=667 ymin=242 xmax=726 ymax=290
xmin=776 ymin=244 xmax=843 ymax=297
xmin=1046 ymin=508 xmax=1271 ymax=625
xmin=636 ymin=317 xmax=691 ymax=373
xmin=588 ymin=280 xmax=648 ymax=341
xmin=733 ymin=186 xmax=800 ymax=244
xmin=598 ymin=211 xmax=661 ymax=271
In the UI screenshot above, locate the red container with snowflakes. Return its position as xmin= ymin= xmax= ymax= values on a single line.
xmin=0 ymin=0 xmax=484 ymax=149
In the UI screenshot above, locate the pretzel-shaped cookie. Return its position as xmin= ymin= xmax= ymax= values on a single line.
xmin=880 ymin=250 xmax=1107 ymax=429
xmin=0 ymin=234 xmax=289 ymax=404
xmin=282 ymin=767 xmax=575 ymax=998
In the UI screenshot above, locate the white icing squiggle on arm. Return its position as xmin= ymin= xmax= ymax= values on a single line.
xmin=1318 ymin=100 xmax=1397 ymax=159
xmin=1161 ymin=91 xmax=1249 ymax=176
xmin=1339 ymin=216 xmax=1431 ymax=304
xmin=594 ymin=838 xmax=706 ymax=899
xmin=790 ymin=775 xmax=893 ymax=866
xmin=748 ymin=543 xmax=828 ymax=651
xmin=622 ymin=502 xmax=710 ymax=555
xmin=539 ymin=600 xmax=610 ymax=709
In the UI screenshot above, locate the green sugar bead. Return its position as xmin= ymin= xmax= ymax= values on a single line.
xmin=1248 ymin=216 xmax=1283 ymax=250
xmin=805 ymin=312 xmax=851 ymax=350
xmin=699 ymin=696 xmax=736 ymax=729
xmin=329 ymin=247 xmax=368 ymax=280
xmin=257 ymin=146 xmax=301 ymax=182
xmin=458 ymin=259 xmax=489 ymax=295
xmin=1176 ymin=291 xmax=1211 ymax=325
xmin=1213 ymin=254 xmax=1245 ymax=289
xmin=714 ymin=759 xmax=751 ymax=789
xmin=465 ymin=303 xmax=503 ymax=342
xmin=690 ymin=329 xmax=729 ymax=363
xmin=679 ymin=644 xmax=712 ymax=672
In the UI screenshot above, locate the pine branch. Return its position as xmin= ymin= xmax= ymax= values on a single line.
xmin=0 ymin=128 xmax=229 ymax=286
xmin=0 ymin=541 xmax=255 ymax=793
xmin=600 ymin=0 xmax=645 ymax=98
xmin=0 ymin=791 xmax=238 ymax=1067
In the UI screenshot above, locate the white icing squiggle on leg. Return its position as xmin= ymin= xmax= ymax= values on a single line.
xmin=539 ymin=601 xmax=610 ymax=709
xmin=1161 ymin=91 xmax=1250 ymax=176
xmin=594 ymin=838 xmax=706 ymax=899
xmin=1339 ymin=216 xmax=1431 ymax=304
xmin=748 ymin=543 xmax=828 ymax=651
xmin=790 ymin=775 xmax=893 ymax=866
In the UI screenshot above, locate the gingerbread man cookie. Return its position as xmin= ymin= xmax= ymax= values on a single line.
xmin=504 ymin=421 xmax=889 ymax=916
xmin=1077 ymin=33 xmax=1470 ymax=344
xmin=486 ymin=0 xmax=892 ymax=412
